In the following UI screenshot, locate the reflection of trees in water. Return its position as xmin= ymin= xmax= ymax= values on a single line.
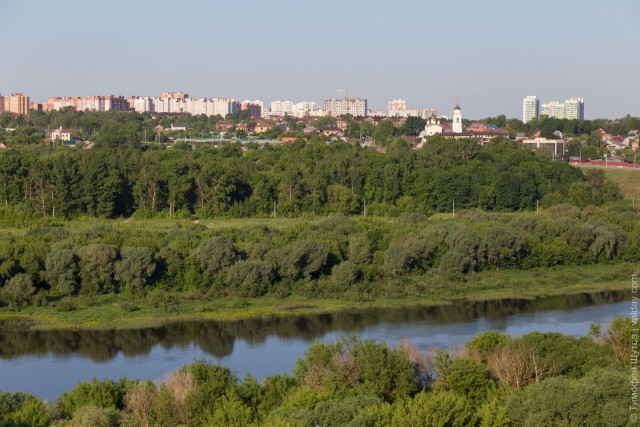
xmin=0 ymin=290 xmax=628 ymax=362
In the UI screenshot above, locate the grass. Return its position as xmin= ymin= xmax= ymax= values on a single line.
xmin=0 ymin=263 xmax=632 ymax=332
xmin=575 ymin=164 xmax=640 ymax=200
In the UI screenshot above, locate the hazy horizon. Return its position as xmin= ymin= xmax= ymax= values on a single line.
xmin=1 ymin=0 xmax=638 ymax=119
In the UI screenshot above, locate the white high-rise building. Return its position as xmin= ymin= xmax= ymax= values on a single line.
xmin=292 ymin=101 xmax=319 ymax=118
xmin=213 ymin=98 xmax=240 ymax=117
xmin=388 ymin=99 xmax=436 ymax=118
xmin=452 ymin=97 xmax=463 ymax=133
xmin=185 ymin=98 xmax=216 ymax=116
xmin=323 ymin=98 xmax=367 ymax=117
xmin=132 ymin=97 xmax=152 ymax=113
xmin=269 ymin=100 xmax=294 ymax=116
xmin=522 ymin=96 xmax=540 ymax=123
xmin=564 ymin=98 xmax=584 ymax=120
xmin=388 ymin=99 xmax=408 ymax=117
xmin=541 ymin=101 xmax=565 ymax=119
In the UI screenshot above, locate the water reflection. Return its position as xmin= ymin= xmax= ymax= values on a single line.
xmin=0 ymin=290 xmax=628 ymax=362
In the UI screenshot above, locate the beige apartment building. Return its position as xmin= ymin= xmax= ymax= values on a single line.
xmin=2 ymin=93 xmax=30 ymax=115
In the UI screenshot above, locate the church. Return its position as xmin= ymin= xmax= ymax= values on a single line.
xmin=418 ymin=97 xmax=507 ymax=144
xmin=419 ymin=96 xmax=463 ymax=141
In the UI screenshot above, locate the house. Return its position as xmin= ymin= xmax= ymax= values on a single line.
xmin=216 ymin=121 xmax=234 ymax=131
xmin=50 ymin=126 xmax=76 ymax=142
xmin=597 ymin=128 xmax=613 ymax=141
xmin=303 ymin=126 xmax=318 ymax=134
xmin=320 ymin=126 xmax=343 ymax=137
xmin=254 ymin=123 xmax=275 ymax=133
xmin=0 ymin=142 xmax=10 ymax=149
xmin=236 ymin=122 xmax=257 ymax=133
xmin=170 ymin=123 xmax=189 ymax=131
xmin=521 ymin=137 xmax=566 ymax=156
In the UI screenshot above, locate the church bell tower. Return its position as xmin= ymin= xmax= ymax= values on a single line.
xmin=452 ymin=95 xmax=463 ymax=134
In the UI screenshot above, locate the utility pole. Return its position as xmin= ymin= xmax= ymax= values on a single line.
xmin=452 ymin=200 xmax=455 ymax=218
xmin=363 ymin=199 xmax=367 ymax=217
xmin=273 ymin=200 xmax=277 ymax=218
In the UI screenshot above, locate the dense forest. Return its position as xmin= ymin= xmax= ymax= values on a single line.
xmin=0 ymin=318 xmax=633 ymax=426
xmin=0 ymin=133 xmax=622 ymax=220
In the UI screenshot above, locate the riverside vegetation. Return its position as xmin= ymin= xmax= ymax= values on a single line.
xmin=0 ymin=205 xmax=637 ymax=328
xmin=0 ymin=112 xmax=638 ymax=425
xmin=0 ymin=122 xmax=638 ymax=327
xmin=0 ymin=318 xmax=633 ymax=426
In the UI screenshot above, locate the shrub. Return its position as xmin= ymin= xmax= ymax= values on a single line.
xmin=1 ymin=273 xmax=35 ymax=307
xmin=62 ymin=404 xmax=120 ymax=427
xmin=44 ymin=247 xmax=80 ymax=296
xmin=77 ymin=244 xmax=119 ymax=294
xmin=147 ymin=289 xmax=179 ymax=313
xmin=331 ymin=260 xmax=361 ymax=287
xmin=225 ymin=260 xmax=275 ymax=297
xmin=114 ymin=247 xmax=156 ymax=291
xmin=439 ymin=251 xmax=474 ymax=279
xmin=195 ymin=237 xmax=238 ymax=276
xmin=58 ymin=378 xmax=132 ymax=418
xmin=383 ymin=244 xmax=413 ymax=277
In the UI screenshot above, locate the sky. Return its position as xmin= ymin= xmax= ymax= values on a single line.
xmin=1 ymin=0 xmax=638 ymax=119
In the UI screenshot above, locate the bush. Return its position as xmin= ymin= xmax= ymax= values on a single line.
xmin=44 ymin=247 xmax=80 ymax=296
xmin=506 ymin=367 xmax=627 ymax=426
xmin=56 ymin=299 xmax=78 ymax=312
xmin=195 ymin=237 xmax=238 ymax=276
xmin=277 ymin=240 xmax=330 ymax=281
xmin=439 ymin=251 xmax=474 ymax=279
xmin=147 ymin=289 xmax=179 ymax=313
xmin=331 ymin=260 xmax=360 ymax=286
xmin=58 ymin=378 xmax=132 ymax=418
xmin=383 ymin=244 xmax=413 ymax=277
xmin=225 ymin=260 xmax=275 ymax=297
xmin=61 ymin=404 xmax=120 ymax=427
xmin=1 ymin=273 xmax=35 ymax=307
xmin=293 ymin=338 xmax=419 ymax=402
xmin=114 ymin=247 xmax=156 ymax=291
xmin=77 ymin=244 xmax=119 ymax=294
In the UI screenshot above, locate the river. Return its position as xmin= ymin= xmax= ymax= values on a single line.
xmin=0 ymin=290 xmax=629 ymax=400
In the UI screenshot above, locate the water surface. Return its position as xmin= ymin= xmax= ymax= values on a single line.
xmin=0 ymin=290 xmax=628 ymax=400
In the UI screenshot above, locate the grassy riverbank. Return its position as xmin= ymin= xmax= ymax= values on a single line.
xmin=0 ymin=262 xmax=632 ymax=331
xmin=575 ymin=164 xmax=640 ymax=200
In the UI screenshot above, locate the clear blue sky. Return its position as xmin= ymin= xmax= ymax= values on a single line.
xmin=1 ymin=0 xmax=638 ymax=119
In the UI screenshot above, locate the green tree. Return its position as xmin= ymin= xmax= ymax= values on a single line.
xmin=45 ymin=246 xmax=80 ymax=296
xmin=225 ymin=260 xmax=274 ymax=297
xmin=114 ymin=247 xmax=156 ymax=291
xmin=326 ymin=184 xmax=359 ymax=214
xmin=195 ymin=236 xmax=238 ymax=276
xmin=277 ymin=240 xmax=330 ymax=281
xmin=1 ymin=273 xmax=35 ymax=307
xmin=77 ymin=244 xmax=119 ymax=294
xmin=402 ymin=116 xmax=426 ymax=136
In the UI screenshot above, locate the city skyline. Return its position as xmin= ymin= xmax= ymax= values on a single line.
xmin=1 ymin=0 xmax=638 ymax=119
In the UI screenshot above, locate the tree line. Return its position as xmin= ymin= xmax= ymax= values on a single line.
xmin=0 ymin=317 xmax=632 ymax=426
xmin=1 ymin=204 xmax=638 ymax=306
xmin=0 ymin=133 xmax=621 ymax=221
